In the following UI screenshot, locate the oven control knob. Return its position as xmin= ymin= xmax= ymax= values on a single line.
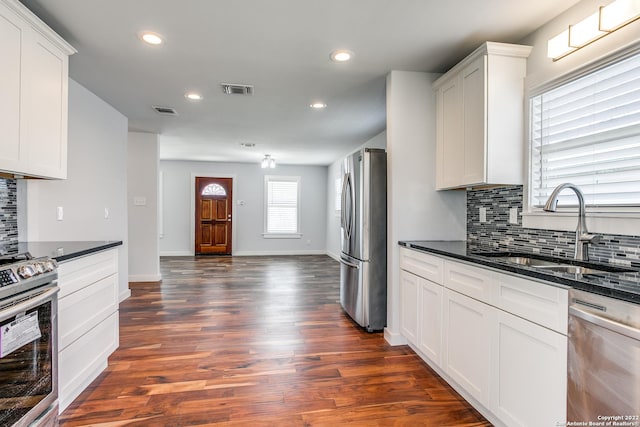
xmin=17 ymin=265 xmax=36 ymax=279
xmin=43 ymin=260 xmax=57 ymax=272
xmin=34 ymin=263 xmax=45 ymax=274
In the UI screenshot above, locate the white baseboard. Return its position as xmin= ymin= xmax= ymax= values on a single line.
xmin=128 ymin=274 xmax=162 ymax=282
xmin=233 ymin=250 xmax=328 ymax=256
xmin=326 ymin=250 xmax=340 ymax=261
xmin=384 ymin=327 xmax=407 ymax=346
xmin=160 ymin=251 xmax=193 ymax=256
xmin=119 ymin=289 xmax=131 ymax=303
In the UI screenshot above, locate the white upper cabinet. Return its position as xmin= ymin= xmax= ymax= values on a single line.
xmin=434 ymin=42 xmax=531 ymax=190
xmin=0 ymin=0 xmax=75 ymax=179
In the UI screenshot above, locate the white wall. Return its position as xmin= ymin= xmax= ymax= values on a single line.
xmin=159 ymin=160 xmax=328 ymax=256
xmin=385 ymin=70 xmax=467 ymax=345
xmin=518 ymin=0 xmax=640 ymax=237
xmin=325 ymin=131 xmax=387 ymax=260
xmin=522 ymin=0 xmax=640 ymax=89
xmin=127 ymin=132 xmax=160 ymax=281
xmin=19 ymin=79 xmax=130 ymax=301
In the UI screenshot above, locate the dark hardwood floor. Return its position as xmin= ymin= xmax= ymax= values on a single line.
xmin=60 ymin=255 xmax=491 ymax=426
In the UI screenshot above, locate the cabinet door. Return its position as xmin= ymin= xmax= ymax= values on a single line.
xmin=491 ymin=310 xmax=567 ymax=427
xmin=461 ymin=55 xmax=486 ymax=186
xmin=0 ymin=3 xmax=26 ymax=172
xmin=435 ymin=75 xmax=463 ymax=189
xmin=400 ymin=270 xmax=419 ymax=345
xmin=21 ymin=28 xmax=69 ymax=178
xmin=417 ymin=278 xmax=443 ymax=366
xmin=443 ymin=289 xmax=491 ymax=406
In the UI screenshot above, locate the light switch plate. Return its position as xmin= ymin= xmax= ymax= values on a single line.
xmin=479 ymin=207 xmax=487 ymax=223
xmin=509 ymin=207 xmax=518 ymax=224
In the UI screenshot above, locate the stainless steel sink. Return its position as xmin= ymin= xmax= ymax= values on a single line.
xmin=533 ymin=265 xmax=610 ymax=275
xmin=473 ymin=252 xmax=635 ymax=275
xmin=499 ymin=256 xmax=559 ymax=267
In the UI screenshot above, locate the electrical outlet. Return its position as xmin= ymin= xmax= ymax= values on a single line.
xmin=479 ymin=207 xmax=487 ymax=223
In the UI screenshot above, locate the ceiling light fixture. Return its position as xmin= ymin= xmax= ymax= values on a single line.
xmin=310 ymin=102 xmax=327 ymax=109
xmin=184 ymin=92 xmax=203 ymax=101
xmin=547 ymin=0 xmax=640 ymax=60
xmin=261 ymin=154 xmax=276 ymax=168
xmin=139 ymin=31 xmax=163 ymax=45
xmin=330 ymin=49 xmax=353 ymax=62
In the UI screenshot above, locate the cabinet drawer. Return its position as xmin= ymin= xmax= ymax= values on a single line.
xmin=58 ymin=273 xmax=118 ymax=351
xmin=400 ymin=247 xmax=443 ymax=283
xmin=444 ymin=260 xmax=493 ymax=304
xmin=493 ymin=272 xmax=568 ymax=334
xmin=57 ymin=249 xmax=117 ymax=298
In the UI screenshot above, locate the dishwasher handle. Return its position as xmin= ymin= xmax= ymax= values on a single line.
xmin=570 ymin=306 xmax=640 ymax=341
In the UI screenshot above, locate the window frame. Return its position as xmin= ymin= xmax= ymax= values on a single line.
xmin=523 ymin=43 xmax=640 ymax=236
xmin=263 ymin=175 xmax=302 ymax=239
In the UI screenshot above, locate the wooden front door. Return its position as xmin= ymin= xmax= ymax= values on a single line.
xmin=195 ymin=177 xmax=232 ymax=255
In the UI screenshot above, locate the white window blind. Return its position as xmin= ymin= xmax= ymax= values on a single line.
xmin=530 ymin=50 xmax=640 ymax=208
xmin=265 ymin=177 xmax=299 ymax=234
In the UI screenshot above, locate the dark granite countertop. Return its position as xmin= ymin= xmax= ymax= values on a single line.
xmin=16 ymin=241 xmax=122 ymax=263
xmin=399 ymin=240 xmax=640 ymax=305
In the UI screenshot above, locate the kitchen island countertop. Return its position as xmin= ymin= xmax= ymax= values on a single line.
xmin=399 ymin=240 xmax=640 ymax=305
xmin=18 ymin=240 xmax=122 ymax=263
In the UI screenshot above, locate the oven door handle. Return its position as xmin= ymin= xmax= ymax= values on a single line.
xmin=1 ymin=286 xmax=59 ymax=321
xmin=570 ymin=306 xmax=640 ymax=341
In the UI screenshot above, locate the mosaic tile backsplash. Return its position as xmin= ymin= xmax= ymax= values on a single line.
xmin=467 ymin=185 xmax=640 ymax=269
xmin=0 ymin=178 xmax=18 ymax=246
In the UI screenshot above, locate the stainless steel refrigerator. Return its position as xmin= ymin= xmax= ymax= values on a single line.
xmin=340 ymin=148 xmax=387 ymax=332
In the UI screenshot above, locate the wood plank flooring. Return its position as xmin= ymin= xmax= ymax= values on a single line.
xmin=60 ymin=255 xmax=492 ymax=426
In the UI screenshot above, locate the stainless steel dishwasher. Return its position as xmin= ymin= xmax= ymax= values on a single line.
xmin=568 ymin=289 xmax=640 ymax=423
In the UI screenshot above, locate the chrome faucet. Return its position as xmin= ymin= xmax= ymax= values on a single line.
xmin=543 ymin=183 xmax=601 ymax=261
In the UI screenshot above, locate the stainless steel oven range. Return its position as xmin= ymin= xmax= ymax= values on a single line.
xmin=0 ymin=252 xmax=59 ymax=427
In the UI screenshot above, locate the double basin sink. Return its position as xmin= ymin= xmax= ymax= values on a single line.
xmin=473 ymin=252 xmax=636 ymax=276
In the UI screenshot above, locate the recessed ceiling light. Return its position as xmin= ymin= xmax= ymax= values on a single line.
xmin=140 ymin=31 xmax=163 ymax=45
xmin=330 ymin=49 xmax=353 ymax=62
xmin=310 ymin=102 xmax=327 ymax=109
xmin=185 ymin=92 xmax=203 ymax=101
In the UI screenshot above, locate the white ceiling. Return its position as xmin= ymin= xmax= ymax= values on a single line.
xmin=21 ymin=0 xmax=579 ymax=166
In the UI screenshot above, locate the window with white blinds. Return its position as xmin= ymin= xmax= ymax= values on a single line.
xmin=530 ymin=50 xmax=640 ymax=208
xmin=264 ymin=176 xmax=300 ymax=235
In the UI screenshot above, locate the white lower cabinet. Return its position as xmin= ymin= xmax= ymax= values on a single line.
xmin=491 ymin=310 xmax=567 ymax=427
xmin=57 ymin=249 xmax=120 ymax=411
xmin=417 ymin=278 xmax=443 ymax=365
xmin=443 ymin=289 xmax=491 ymax=407
xmin=399 ymin=248 xmax=568 ymax=427
xmin=400 ymin=270 xmax=419 ymax=345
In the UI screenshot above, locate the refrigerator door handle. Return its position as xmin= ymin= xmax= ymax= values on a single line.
xmin=342 ymin=172 xmax=352 ymax=240
xmin=339 ymin=257 xmax=360 ymax=269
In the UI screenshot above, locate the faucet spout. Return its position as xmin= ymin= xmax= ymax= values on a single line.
xmin=543 ymin=183 xmax=599 ymax=261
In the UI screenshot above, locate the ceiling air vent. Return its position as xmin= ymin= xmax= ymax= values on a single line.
xmin=221 ymin=83 xmax=254 ymax=96
xmin=152 ymin=106 xmax=178 ymax=116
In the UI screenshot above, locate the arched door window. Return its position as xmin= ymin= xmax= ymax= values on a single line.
xmin=201 ymin=183 xmax=227 ymax=196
